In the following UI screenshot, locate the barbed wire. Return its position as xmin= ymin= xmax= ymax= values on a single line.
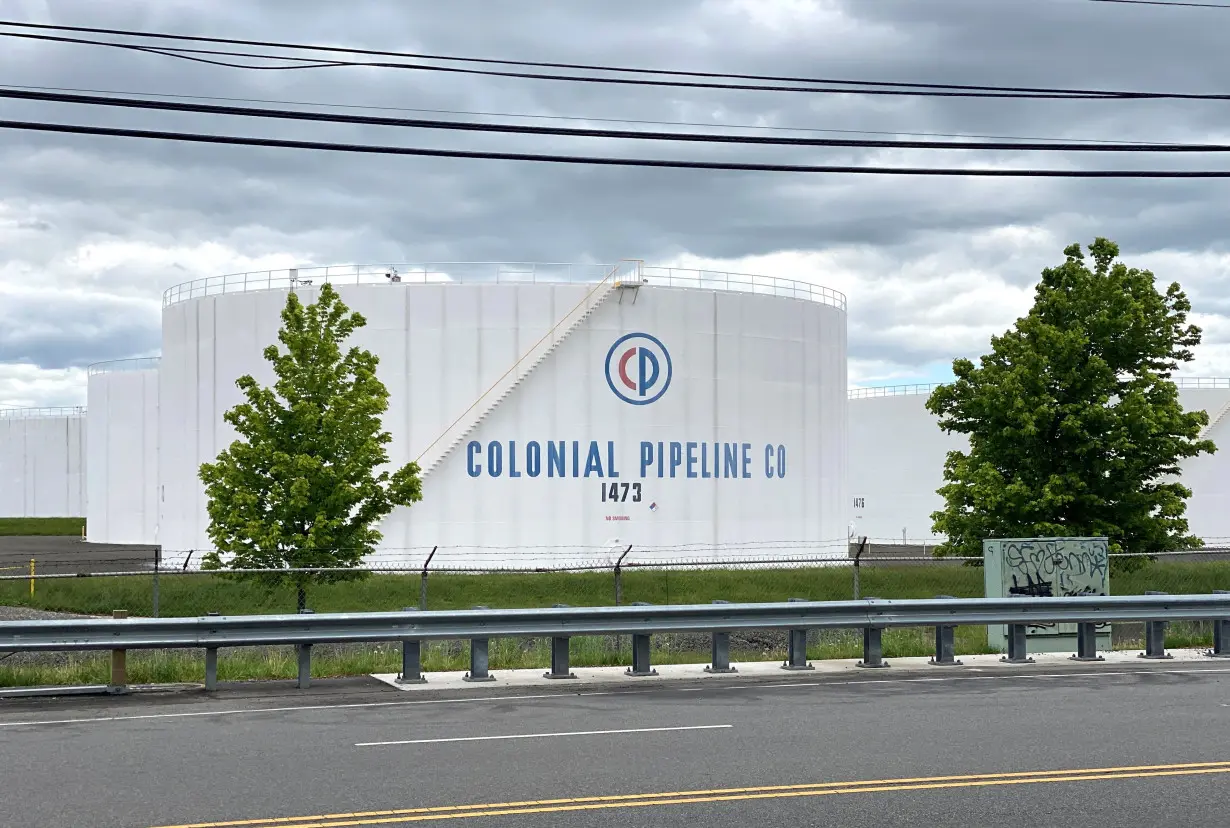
xmin=3 ymin=547 xmax=1228 ymax=582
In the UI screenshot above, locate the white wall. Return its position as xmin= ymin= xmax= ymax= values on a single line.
xmin=848 ymin=383 xmax=1230 ymax=545
xmin=159 ymin=281 xmax=847 ymax=567
xmin=86 ymin=361 xmax=159 ymax=544
xmin=0 ymin=410 xmax=87 ymax=518
xmin=1176 ymin=386 xmax=1230 ymax=543
xmin=848 ymin=390 xmax=964 ymax=543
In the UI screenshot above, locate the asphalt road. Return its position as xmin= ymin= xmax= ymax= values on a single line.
xmin=1 ymin=664 xmax=1228 ymax=827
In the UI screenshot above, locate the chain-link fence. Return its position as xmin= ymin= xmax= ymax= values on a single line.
xmin=1 ymin=542 xmax=1226 ymax=617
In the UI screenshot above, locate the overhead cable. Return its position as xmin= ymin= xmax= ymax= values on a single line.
xmin=0 ymin=21 xmax=1226 ymax=101
xmin=6 ymin=118 xmax=1230 ymax=176
xmin=7 ymin=87 xmax=1230 ymax=152
xmin=0 ymin=83 xmax=1185 ymax=144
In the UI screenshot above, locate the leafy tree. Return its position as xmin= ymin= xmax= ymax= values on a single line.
xmin=199 ymin=283 xmax=422 ymax=607
xmin=927 ymin=237 xmax=1214 ymax=569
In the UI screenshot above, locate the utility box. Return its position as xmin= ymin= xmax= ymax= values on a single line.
xmin=983 ymin=537 xmax=1112 ymax=654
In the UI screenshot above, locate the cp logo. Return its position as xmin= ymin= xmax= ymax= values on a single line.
xmin=605 ymin=333 xmax=672 ymax=405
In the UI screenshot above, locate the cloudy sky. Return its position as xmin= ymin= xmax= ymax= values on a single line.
xmin=3 ymin=0 xmax=1230 ymax=406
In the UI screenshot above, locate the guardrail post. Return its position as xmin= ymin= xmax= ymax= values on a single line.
xmin=108 ymin=609 xmax=129 ymax=694
xmin=857 ymin=598 xmax=889 ymax=669
xmin=1209 ymin=590 xmax=1230 ymax=659
xmin=544 ymin=604 xmax=576 ymax=679
xmin=705 ymin=600 xmax=737 ymax=674
xmin=205 ymin=647 xmax=218 ymax=691
xmin=1001 ymin=623 xmax=1035 ymax=664
xmin=396 ymin=607 xmax=427 ymax=684
xmin=1070 ymin=622 xmax=1104 ymax=662
xmin=1140 ymin=591 xmax=1174 ymax=660
xmin=464 ymin=605 xmax=496 ymax=682
xmin=203 ymin=611 xmax=220 ymax=692
xmin=781 ymin=598 xmax=814 ymax=671
xmin=296 ymin=608 xmax=314 ymax=689
xmin=625 ymin=601 xmax=658 ymax=677
xmin=928 ymin=595 xmax=962 ymax=667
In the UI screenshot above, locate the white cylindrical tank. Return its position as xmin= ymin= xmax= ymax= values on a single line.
xmin=1174 ymin=378 xmax=1230 ymax=543
xmin=0 ymin=407 xmax=87 ymax=518
xmin=848 ymin=377 xmax=1230 ymax=546
xmin=848 ymin=385 xmax=963 ymax=544
xmin=159 ymin=263 xmax=848 ymax=568
xmin=86 ymin=358 xmax=160 ymax=544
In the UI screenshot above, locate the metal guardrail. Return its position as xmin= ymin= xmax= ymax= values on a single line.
xmin=2 ymin=594 xmax=1228 ymax=692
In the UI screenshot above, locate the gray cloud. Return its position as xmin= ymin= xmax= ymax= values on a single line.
xmin=3 ymin=0 xmax=1230 ymax=388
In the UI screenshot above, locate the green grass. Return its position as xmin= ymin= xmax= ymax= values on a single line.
xmin=4 ymin=560 xmax=1229 ymax=618
xmin=0 ymin=517 xmax=84 ymax=536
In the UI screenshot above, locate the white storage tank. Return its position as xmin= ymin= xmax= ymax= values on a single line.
xmin=86 ymin=357 xmax=160 ymax=544
xmin=848 ymin=385 xmax=963 ymax=544
xmin=0 ymin=406 xmax=87 ymax=518
xmin=848 ymin=377 xmax=1230 ymax=546
xmin=1173 ymin=378 xmax=1230 ymax=543
xmin=158 ymin=262 xmax=848 ymax=568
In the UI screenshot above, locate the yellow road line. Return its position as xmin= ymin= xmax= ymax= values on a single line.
xmin=150 ymin=760 xmax=1230 ymax=828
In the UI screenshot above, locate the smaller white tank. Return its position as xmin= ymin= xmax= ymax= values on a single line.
xmin=86 ymin=358 xmax=160 ymax=544
xmin=0 ymin=406 xmax=87 ymax=518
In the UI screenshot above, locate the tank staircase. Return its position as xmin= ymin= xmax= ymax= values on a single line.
xmin=1198 ymin=399 xmax=1230 ymax=441
xmin=415 ymin=260 xmax=642 ymax=477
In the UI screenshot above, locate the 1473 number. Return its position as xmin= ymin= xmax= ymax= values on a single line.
xmin=601 ymin=482 xmax=643 ymax=503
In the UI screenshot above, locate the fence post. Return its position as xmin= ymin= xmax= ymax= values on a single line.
xmin=614 ymin=545 xmax=632 ymax=606
xmin=705 ymin=600 xmax=737 ymax=674
xmin=928 ymin=594 xmax=962 ymax=667
xmin=1209 ymin=590 xmax=1230 ymax=659
xmin=419 ymin=546 xmax=437 ymax=611
xmin=296 ymin=608 xmax=314 ymax=689
xmin=152 ymin=548 xmax=161 ymax=618
xmin=781 ymin=597 xmax=814 ymax=671
xmin=544 ymin=603 xmax=576 ymax=679
xmin=464 ymin=605 xmax=496 ymax=682
xmin=852 ymin=537 xmax=867 ymax=600
xmin=1139 ymin=591 xmax=1174 ymax=660
xmin=109 ymin=609 xmax=128 ymax=694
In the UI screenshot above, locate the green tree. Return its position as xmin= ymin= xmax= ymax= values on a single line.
xmin=199 ymin=283 xmax=422 ymax=607
xmin=927 ymin=237 xmax=1214 ymax=569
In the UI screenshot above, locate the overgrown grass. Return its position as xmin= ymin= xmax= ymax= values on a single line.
xmin=4 ymin=560 xmax=1228 ymax=618
xmin=0 ymin=517 xmax=84 ymax=536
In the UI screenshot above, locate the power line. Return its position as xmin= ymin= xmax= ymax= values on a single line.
xmin=0 ymin=21 xmax=1224 ymax=102
xmin=1087 ymin=0 xmax=1230 ymax=7
xmin=5 ymin=117 xmax=1230 ymax=176
xmin=8 ymin=87 xmax=1230 ymax=153
xmin=0 ymin=83 xmax=1178 ymax=145
xmin=0 ymin=30 xmax=1108 ymax=100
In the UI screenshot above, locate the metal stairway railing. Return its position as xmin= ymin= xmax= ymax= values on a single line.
xmin=1198 ymin=399 xmax=1230 ymax=441
xmin=414 ymin=261 xmax=633 ymax=476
